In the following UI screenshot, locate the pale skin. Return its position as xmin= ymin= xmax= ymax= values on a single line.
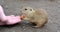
xmin=0 ymin=5 xmax=24 ymax=25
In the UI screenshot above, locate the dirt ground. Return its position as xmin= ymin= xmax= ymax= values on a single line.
xmin=0 ymin=0 xmax=60 ymax=32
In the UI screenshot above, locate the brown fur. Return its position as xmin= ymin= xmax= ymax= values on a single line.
xmin=21 ymin=7 xmax=48 ymax=28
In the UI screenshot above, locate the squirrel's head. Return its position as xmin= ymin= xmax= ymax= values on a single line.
xmin=21 ymin=7 xmax=35 ymax=16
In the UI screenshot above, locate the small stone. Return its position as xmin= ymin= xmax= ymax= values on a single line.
xmin=24 ymin=29 xmax=26 ymax=30
xmin=5 ymin=5 xmax=8 ymax=9
xmin=12 ymin=31 xmax=15 ymax=32
xmin=57 ymin=31 xmax=60 ymax=32
xmin=23 ymin=26 xmax=25 ymax=28
xmin=2 ymin=1 xmax=4 ymax=3
xmin=45 ymin=30 xmax=48 ymax=32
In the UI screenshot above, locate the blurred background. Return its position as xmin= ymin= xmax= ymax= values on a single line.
xmin=0 ymin=0 xmax=60 ymax=32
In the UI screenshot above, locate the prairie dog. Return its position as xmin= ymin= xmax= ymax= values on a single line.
xmin=21 ymin=7 xmax=48 ymax=28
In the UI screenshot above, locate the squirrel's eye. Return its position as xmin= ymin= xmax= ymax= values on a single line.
xmin=30 ymin=9 xmax=32 ymax=11
xmin=25 ymin=8 xmax=27 ymax=10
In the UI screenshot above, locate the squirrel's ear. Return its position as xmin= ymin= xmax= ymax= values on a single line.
xmin=0 ymin=5 xmax=4 ymax=11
